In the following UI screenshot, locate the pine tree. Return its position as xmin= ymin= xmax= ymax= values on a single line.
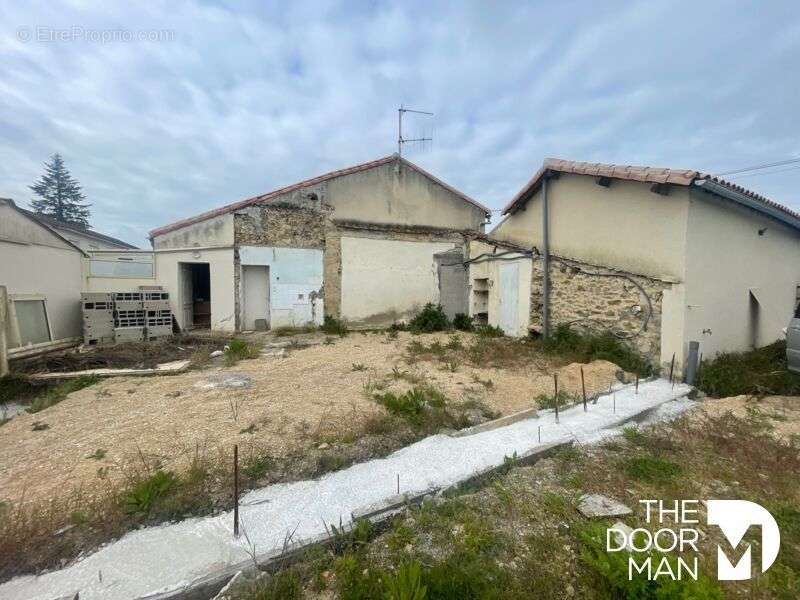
xmin=29 ymin=153 xmax=91 ymax=227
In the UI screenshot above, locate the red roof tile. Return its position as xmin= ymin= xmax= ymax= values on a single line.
xmin=502 ymin=158 xmax=800 ymax=224
xmin=149 ymin=155 xmax=488 ymax=238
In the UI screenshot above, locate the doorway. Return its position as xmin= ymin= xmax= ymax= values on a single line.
xmin=242 ymin=265 xmax=270 ymax=330
xmin=179 ymin=263 xmax=211 ymax=329
xmin=497 ymin=262 xmax=520 ymax=335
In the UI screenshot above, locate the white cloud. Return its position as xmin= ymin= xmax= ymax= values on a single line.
xmin=0 ymin=0 xmax=798 ymax=246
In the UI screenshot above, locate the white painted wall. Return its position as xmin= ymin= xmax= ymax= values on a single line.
xmin=466 ymin=241 xmax=532 ymax=337
xmin=156 ymin=248 xmax=236 ymax=331
xmin=239 ymin=246 xmax=324 ymax=328
xmin=340 ymin=237 xmax=457 ymax=326
xmin=0 ymin=202 xmax=84 ymax=344
xmin=682 ymin=190 xmax=800 ymax=359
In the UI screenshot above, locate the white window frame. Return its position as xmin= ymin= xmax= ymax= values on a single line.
xmin=8 ymin=294 xmax=53 ymax=348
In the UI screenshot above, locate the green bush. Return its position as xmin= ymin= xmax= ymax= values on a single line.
xmin=384 ymin=561 xmax=427 ymax=600
xmin=533 ymin=390 xmax=576 ymax=409
xmin=321 ymin=315 xmax=348 ymax=336
xmin=373 ymin=386 xmax=448 ymax=426
xmin=697 ymin=340 xmax=800 ymax=397
xmin=452 ymin=313 xmax=473 ymax=332
xmin=474 ymin=324 xmax=504 ymax=338
xmin=409 ymin=304 xmax=450 ymax=333
xmin=543 ymin=324 xmax=652 ymax=377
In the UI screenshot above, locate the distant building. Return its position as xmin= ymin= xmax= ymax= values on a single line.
xmin=18 ymin=208 xmax=137 ymax=250
xmin=0 ymin=198 xmax=86 ymax=348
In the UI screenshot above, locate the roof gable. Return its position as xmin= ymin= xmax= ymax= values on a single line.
xmin=149 ymin=155 xmax=488 ymax=239
xmin=0 ymin=199 xmax=87 ymax=255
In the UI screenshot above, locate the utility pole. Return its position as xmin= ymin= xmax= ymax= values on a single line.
xmin=0 ymin=286 xmax=8 ymax=376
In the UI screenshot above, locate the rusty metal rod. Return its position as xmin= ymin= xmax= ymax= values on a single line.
xmin=233 ymin=444 xmax=239 ymax=538
xmin=580 ymin=366 xmax=587 ymax=411
xmin=553 ymin=373 xmax=559 ymax=423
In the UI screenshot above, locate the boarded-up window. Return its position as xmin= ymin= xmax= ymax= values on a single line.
xmin=14 ymin=299 xmax=51 ymax=345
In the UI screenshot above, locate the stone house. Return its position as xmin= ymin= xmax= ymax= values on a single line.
xmin=471 ymin=159 xmax=800 ymax=372
xmin=131 ymin=155 xmax=489 ymax=331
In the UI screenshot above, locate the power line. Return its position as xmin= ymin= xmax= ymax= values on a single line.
xmin=716 ymin=157 xmax=800 ymax=176
xmin=721 ymin=164 xmax=800 ymax=180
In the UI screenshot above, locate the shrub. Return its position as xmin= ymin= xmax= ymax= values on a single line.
xmin=373 ymin=386 xmax=448 ymax=426
xmin=383 ymin=561 xmax=427 ymax=600
xmin=533 ymin=390 xmax=576 ymax=409
xmin=321 ymin=315 xmax=348 ymax=336
xmin=452 ymin=313 xmax=473 ymax=332
xmin=409 ymin=303 xmax=449 ymax=333
xmin=697 ymin=340 xmax=800 ymax=397
xmin=224 ymin=339 xmax=261 ymax=366
xmin=543 ymin=324 xmax=652 ymax=377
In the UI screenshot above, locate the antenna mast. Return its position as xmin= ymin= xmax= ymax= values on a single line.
xmin=397 ymin=105 xmax=433 ymax=158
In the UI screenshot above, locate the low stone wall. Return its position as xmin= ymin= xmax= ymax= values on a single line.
xmin=531 ymin=255 xmax=670 ymax=363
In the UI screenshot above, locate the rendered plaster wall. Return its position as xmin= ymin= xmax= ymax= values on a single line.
xmin=339 ymin=235 xmax=459 ymax=326
xmin=239 ymin=246 xmax=324 ymax=328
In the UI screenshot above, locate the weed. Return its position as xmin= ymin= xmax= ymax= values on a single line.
xmin=409 ymin=303 xmax=449 ymax=333
xmin=0 ymin=374 xmax=38 ymax=404
xmin=474 ymin=324 xmax=504 ymax=338
xmin=470 ymin=373 xmax=494 ymax=389
xmin=543 ymin=324 xmax=652 ymax=376
xmin=189 ymin=346 xmax=212 ymax=367
xmin=442 ymin=359 xmax=459 ymax=373
xmin=452 ymin=313 xmax=473 ymax=332
xmin=373 ymin=386 xmax=449 ymax=427
xmin=321 ymin=315 xmax=348 ymax=336
xmin=316 ymin=451 xmax=349 ymax=475
xmin=383 ymin=561 xmax=427 ymax=600
xmin=243 ymin=455 xmax=273 ymax=480
xmin=352 ymin=362 xmax=367 ymax=372
xmin=272 ymin=324 xmax=317 ymax=337
xmin=387 ymin=330 xmax=399 ymax=340
xmin=324 ymin=336 xmax=335 ymax=345
xmin=621 ymin=455 xmax=682 ymax=483
xmin=697 ymin=340 xmax=800 ymax=397
xmin=224 ymin=339 xmax=261 ymax=366
xmin=239 ymin=423 xmax=257 ymax=434
xmin=28 ymin=375 xmax=100 ymax=413
xmin=85 ymin=449 xmax=107 ymax=460
xmin=533 ymin=390 xmax=576 ymax=409
xmin=31 ymin=421 xmax=49 ymax=431
xmin=445 ymin=334 xmax=463 ymax=351
xmin=124 ymin=470 xmax=177 ymax=516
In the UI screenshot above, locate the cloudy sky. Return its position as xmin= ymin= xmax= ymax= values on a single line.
xmin=1 ymin=1 xmax=798 ymax=247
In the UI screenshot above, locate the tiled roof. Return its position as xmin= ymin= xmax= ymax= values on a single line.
xmin=502 ymin=158 xmax=800 ymax=225
xmin=17 ymin=207 xmax=138 ymax=249
xmin=149 ymin=155 xmax=489 ymax=238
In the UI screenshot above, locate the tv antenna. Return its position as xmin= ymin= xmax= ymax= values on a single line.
xmin=397 ymin=105 xmax=433 ymax=158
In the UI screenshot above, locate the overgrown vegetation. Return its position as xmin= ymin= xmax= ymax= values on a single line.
xmin=542 ymin=324 xmax=653 ymax=377
xmin=408 ymin=303 xmax=450 ymax=333
xmin=697 ymin=339 xmax=800 ymax=397
xmin=321 ymin=315 xmax=348 ymax=336
xmin=224 ymin=338 xmax=262 ymax=366
xmin=533 ymin=389 xmax=578 ymax=409
xmin=228 ymin=407 xmax=799 ymax=600
xmin=452 ymin=313 xmax=473 ymax=332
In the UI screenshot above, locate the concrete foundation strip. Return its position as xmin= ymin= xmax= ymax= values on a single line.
xmin=27 ymin=359 xmax=191 ymax=381
xmin=137 ymin=440 xmax=571 ymax=600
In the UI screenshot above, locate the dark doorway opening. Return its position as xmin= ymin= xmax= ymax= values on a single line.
xmin=180 ymin=263 xmax=211 ymax=329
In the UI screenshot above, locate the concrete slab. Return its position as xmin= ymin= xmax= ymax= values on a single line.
xmin=578 ymin=493 xmax=633 ymax=518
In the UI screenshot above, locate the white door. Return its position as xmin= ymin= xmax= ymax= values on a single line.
xmin=180 ymin=264 xmax=193 ymax=330
xmin=498 ymin=262 xmax=519 ymax=335
xmin=242 ymin=265 xmax=269 ymax=330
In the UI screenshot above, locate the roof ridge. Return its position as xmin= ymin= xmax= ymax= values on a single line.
xmin=149 ymin=155 xmax=488 ymax=238
xmin=503 ymin=158 xmax=798 ymax=225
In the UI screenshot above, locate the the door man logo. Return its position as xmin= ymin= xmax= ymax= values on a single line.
xmin=607 ymin=499 xmax=780 ymax=582
xmin=707 ymin=500 xmax=780 ymax=580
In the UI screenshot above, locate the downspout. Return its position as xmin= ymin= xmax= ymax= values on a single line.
xmin=542 ymin=172 xmax=550 ymax=338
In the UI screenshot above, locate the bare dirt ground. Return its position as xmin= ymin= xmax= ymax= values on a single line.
xmin=695 ymin=394 xmax=800 ymax=441
xmin=0 ymin=331 xmax=622 ymax=506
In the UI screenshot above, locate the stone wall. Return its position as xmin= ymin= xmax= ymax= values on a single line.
xmin=234 ymin=202 xmax=327 ymax=249
xmin=531 ymin=255 xmax=670 ymax=363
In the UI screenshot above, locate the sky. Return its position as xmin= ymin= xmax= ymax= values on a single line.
xmin=1 ymin=1 xmax=799 ymax=248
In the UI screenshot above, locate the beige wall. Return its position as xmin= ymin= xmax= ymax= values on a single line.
xmin=340 ymin=236 xmax=458 ymax=326
xmin=467 ymin=240 xmax=532 ymax=337
xmin=154 ymin=248 xmax=236 ymax=331
xmin=491 ymin=174 xmax=690 ymax=280
xmin=0 ymin=203 xmax=84 ymax=343
xmin=327 ymin=162 xmax=486 ymax=231
xmin=683 ymin=190 xmax=800 ymax=359
xmin=151 ymin=214 xmax=233 ymax=249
